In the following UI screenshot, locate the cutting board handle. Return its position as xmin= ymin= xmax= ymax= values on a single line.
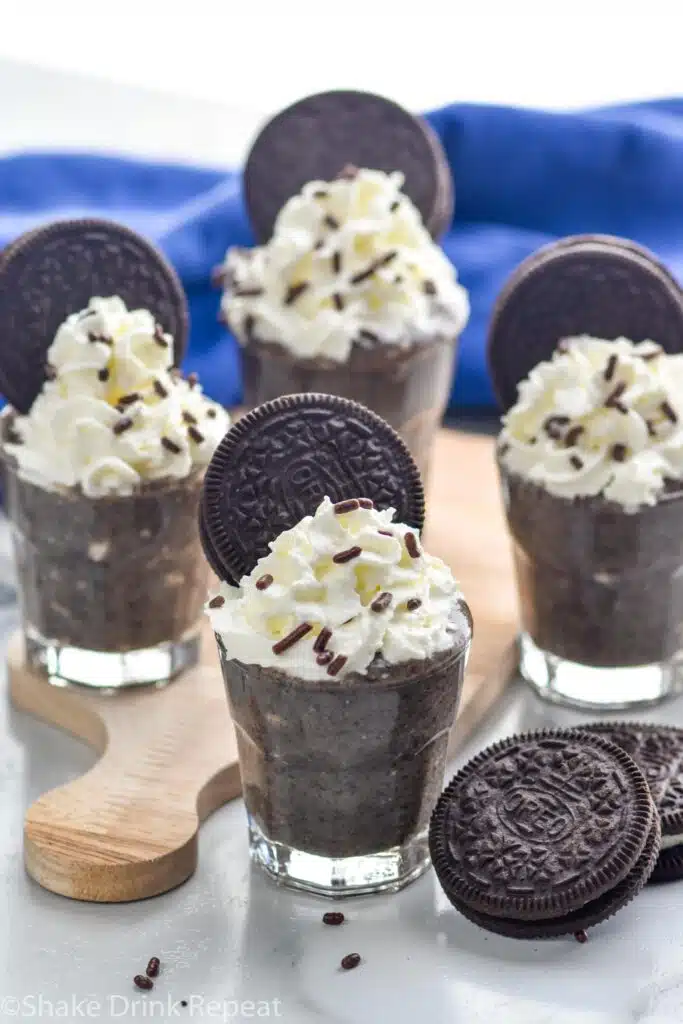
xmin=8 ymin=630 xmax=241 ymax=902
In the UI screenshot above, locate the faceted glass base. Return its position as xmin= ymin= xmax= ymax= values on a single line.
xmin=248 ymin=817 xmax=431 ymax=898
xmin=519 ymin=632 xmax=683 ymax=711
xmin=25 ymin=627 xmax=200 ymax=690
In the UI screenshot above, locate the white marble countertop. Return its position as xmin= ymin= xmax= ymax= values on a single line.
xmin=2 ymin=525 xmax=683 ymax=1024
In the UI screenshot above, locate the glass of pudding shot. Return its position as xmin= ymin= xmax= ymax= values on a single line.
xmin=218 ymin=168 xmax=469 ymax=482
xmin=497 ymin=336 xmax=683 ymax=710
xmin=206 ymin=496 xmax=472 ymax=897
xmin=2 ymin=295 xmax=228 ymax=688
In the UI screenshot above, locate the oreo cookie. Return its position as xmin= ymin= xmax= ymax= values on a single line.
xmin=201 ymin=393 xmax=424 ymax=583
xmin=430 ymin=730 xmax=660 ymax=939
xmin=487 ymin=234 xmax=683 ymax=411
xmin=198 ymin=499 xmax=230 ymax=583
xmin=243 ymin=89 xmax=453 ymax=243
xmin=581 ymin=723 xmax=683 ymax=884
xmin=0 ymin=218 xmax=188 ymax=413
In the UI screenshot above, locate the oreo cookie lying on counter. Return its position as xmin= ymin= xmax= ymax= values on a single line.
xmin=200 ymin=392 xmax=424 ymax=584
xmin=243 ymin=89 xmax=454 ymax=242
xmin=430 ymin=729 xmax=660 ymax=940
xmin=487 ymin=234 xmax=683 ymax=412
xmin=0 ymin=218 xmax=188 ymax=413
xmin=582 ymin=723 xmax=683 ymax=884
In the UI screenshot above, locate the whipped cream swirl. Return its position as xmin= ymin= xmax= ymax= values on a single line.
xmin=498 ymin=335 xmax=683 ymax=510
xmin=220 ymin=167 xmax=469 ymax=363
xmin=206 ymin=496 xmax=462 ymax=681
xmin=3 ymin=296 xmax=229 ymax=497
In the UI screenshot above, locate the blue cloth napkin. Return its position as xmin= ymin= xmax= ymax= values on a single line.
xmin=2 ymin=98 xmax=683 ymax=411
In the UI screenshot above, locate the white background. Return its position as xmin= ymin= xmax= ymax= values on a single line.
xmin=0 ymin=2 xmax=682 ymax=165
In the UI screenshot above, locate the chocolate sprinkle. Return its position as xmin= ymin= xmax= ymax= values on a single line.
xmin=334 ymin=499 xmax=360 ymax=514
xmin=370 ymin=592 xmax=393 ymax=613
xmin=641 ymin=347 xmax=663 ymax=361
xmin=332 ymin=251 xmax=342 ymax=274
xmin=340 ymin=953 xmax=361 ymax=971
xmin=574 ymin=930 xmax=589 ymax=944
xmin=208 ymin=595 xmax=225 ymax=608
xmin=314 ymin=627 xmax=332 ymax=653
xmin=543 ymin=414 xmax=571 ymax=440
xmin=350 ymin=251 xmax=397 ymax=285
xmin=154 ymin=324 xmax=169 ymax=347
xmin=324 ymin=214 xmax=340 ymax=230
xmin=604 ymin=354 xmax=618 ymax=382
xmin=243 ymin=314 xmax=256 ymax=341
xmin=272 ymin=622 xmax=312 ymax=655
xmin=207 ymin=408 xmax=218 ymax=419
xmin=134 ymin=975 xmax=153 ymax=991
xmin=284 ymin=281 xmax=310 ymax=305
xmin=357 ymin=329 xmax=379 ymax=344
xmin=314 ymin=189 xmax=329 ymax=199
xmin=234 ymin=286 xmax=264 ymax=297
xmin=112 ymin=416 xmax=133 ymax=435
xmin=378 ymin=529 xmax=394 ymax=537
xmin=97 ymin=368 xmax=110 ymax=382
xmin=390 ymin=200 xmax=400 ymax=212
xmin=333 ymin=546 xmax=363 ymax=564
xmin=187 ymin=372 xmax=199 ymax=389
xmin=316 ymin=651 xmax=334 ymax=666
xmin=570 ymin=455 xmax=584 ymax=470
xmin=327 ymin=655 xmax=348 ymax=677
xmin=564 ymin=425 xmax=585 ymax=448
xmin=188 ymin=426 xmax=205 ymax=445
xmin=358 ymin=498 xmax=374 ymax=509
xmin=44 ymin=363 xmax=57 ymax=380
xmin=255 ymin=573 xmax=274 ymax=591
xmin=646 ymin=419 xmax=657 ymax=437
xmin=161 ymin=436 xmax=182 ymax=454
xmin=118 ymin=392 xmax=140 ymax=407
xmin=5 ymin=427 xmax=22 ymax=445
xmin=146 ymin=957 xmax=160 ymax=979
xmin=333 ymin=292 xmax=345 ymax=311
xmin=404 ymin=532 xmax=421 ymax=558
xmin=407 ymin=598 xmax=422 ymax=611
xmin=88 ymin=332 xmax=113 ymax=345
xmin=323 ymin=911 xmax=345 ymax=925
xmin=611 ymin=443 xmax=628 ymax=462
xmin=182 ymin=410 xmax=198 ymax=425
xmin=661 ymin=400 xmax=678 ymax=424
xmin=605 ymin=382 xmax=627 ymax=408
xmin=423 ymin=280 xmax=437 ymax=296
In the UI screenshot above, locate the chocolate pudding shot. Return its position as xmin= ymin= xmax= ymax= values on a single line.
xmin=497 ymin=335 xmax=683 ymax=708
xmin=2 ymin=284 xmax=229 ymax=687
xmin=219 ymin=166 xmax=469 ymax=480
xmin=207 ymin=495 xmax=471 ymax=896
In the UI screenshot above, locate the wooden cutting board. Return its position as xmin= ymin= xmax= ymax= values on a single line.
xmin=8 ymin=428 xmax=519 ymax=903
